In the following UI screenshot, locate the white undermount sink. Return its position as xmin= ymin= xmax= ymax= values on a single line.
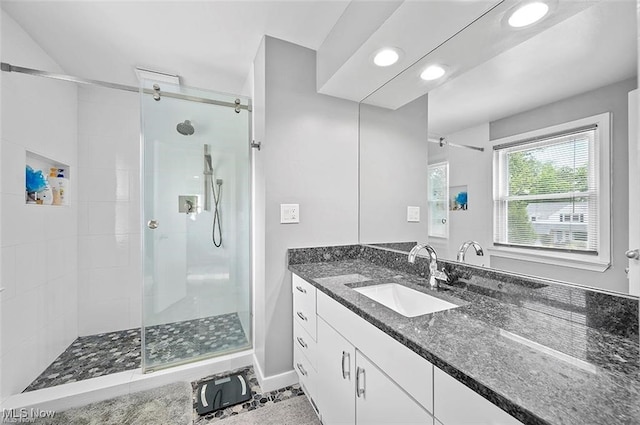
xmin=354 ymin=283 xmax=458 ymax=317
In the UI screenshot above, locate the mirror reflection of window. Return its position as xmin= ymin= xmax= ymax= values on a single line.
xmin=492 ymin=113 xmax=610 ymax=268
xmin=428 ymin=162 xmax=449 ymax=238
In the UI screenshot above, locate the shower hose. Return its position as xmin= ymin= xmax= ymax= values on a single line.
xmin=210 ymin=176 xmax=222 ymax=248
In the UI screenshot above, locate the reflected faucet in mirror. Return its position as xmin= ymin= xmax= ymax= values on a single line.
xmin=408 ymin=243 xmax=448 ymax=288
xmin=457 ymin=240 xmax=484 ymax=263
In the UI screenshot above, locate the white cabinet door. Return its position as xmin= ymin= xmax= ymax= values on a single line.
xmin=317 ymin=317 xmax=356 ymax=425
xmin=356 ymin=350 xmax=434 ymax=425
xmin=434 ymin=368 xmax=523 ymax=425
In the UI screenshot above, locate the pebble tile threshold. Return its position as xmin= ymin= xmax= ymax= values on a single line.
xmin=25 ymin=313 xmax=248 ymax=392
xmin=192 ymin=366 xmax=307 ymax=424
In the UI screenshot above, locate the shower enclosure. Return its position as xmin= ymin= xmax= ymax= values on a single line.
xmin=1 ymin=58 xmax=253 ymax=398
xmin=141 ymin=80 xmax=252 ymax=372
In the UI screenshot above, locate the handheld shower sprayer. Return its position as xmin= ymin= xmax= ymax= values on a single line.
xmin=203 ymin=144 xmax=223 ymax=248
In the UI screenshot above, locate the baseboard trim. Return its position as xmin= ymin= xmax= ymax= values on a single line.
xmin=252 ymin=354 xmax=298 ymax=392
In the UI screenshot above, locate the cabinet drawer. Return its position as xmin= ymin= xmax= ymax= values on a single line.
xmin=292 ymin=274 xmax=317 ymax=340
xmin=293 ymin=319 xmax=317 ymax=370
xmin=294 ymin=343 xmax=317 ymax=403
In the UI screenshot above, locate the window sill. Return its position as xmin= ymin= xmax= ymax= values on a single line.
xmin=487 ymin=246 xmax=610 ymax=272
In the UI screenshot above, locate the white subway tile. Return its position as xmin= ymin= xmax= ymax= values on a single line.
xmin=44 ymin=207 xmax=78 ymax=240
xmin=15 ymin=242 xmax=47 ymax=291
xmin=87 ymin=202 xmax=130 ymax=235
xmin=2 ymin=194 xmax=44 ymax=247
xmin=1 ymin=141 xmax=26 ymax=195
xmin=46 ymin=239 xmax=67 ymax=280
xmin=1 ymin=246 xmax=17 ymax=301
xmin=81 ymin=234 xmax=130 ymax=269
xmin=78 ymin=298 xmax=130 ymax=336
xmin=77 ymin=236 xmax=92 ymax=270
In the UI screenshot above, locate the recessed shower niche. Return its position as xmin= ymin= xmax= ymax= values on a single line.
xmin=25 ymin=150 xmax=70 ymax=206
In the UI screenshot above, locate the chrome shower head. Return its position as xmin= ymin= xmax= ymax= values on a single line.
xmin=177 ymin=120 xmax=194 ymax=136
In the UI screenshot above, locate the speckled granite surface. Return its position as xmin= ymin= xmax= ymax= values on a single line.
xmin=288 ymin=245 xmax=640 ymax=425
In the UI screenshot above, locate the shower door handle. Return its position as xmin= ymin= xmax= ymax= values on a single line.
xmin=147 ymin=220 xmax=159 ymax=229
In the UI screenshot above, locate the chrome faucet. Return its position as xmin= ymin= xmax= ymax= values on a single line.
xmin=457 ymin=240 xmax=484 ymax=262
xmin=408 ymin=243 xmax=448 ymax=288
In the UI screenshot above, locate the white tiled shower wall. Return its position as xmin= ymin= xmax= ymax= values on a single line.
xmin=1 ymin=11 xmax=79 ymax=400
xmin=77 ymin=86 xmax=141 ymax=336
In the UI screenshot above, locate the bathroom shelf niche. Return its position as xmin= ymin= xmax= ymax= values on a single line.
xmin=25 ymin=150 xmax=70 ymax=207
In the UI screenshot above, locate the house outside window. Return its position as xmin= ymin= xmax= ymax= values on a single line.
xmin=492 ymin=113 xmax=611 ymax=270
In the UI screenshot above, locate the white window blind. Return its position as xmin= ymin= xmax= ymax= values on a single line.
xmin=493 ymin=126 xmax=599 ymax=254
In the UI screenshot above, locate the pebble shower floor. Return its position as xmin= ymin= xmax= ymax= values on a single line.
xmin=24 ymin=312 xmax=249 ymax=392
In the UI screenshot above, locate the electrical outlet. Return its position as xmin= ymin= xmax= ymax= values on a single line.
xmin=281 ymin=204 xmax=300 ymax=224
xmin=407 ymin=206 xmax=420 ymax=222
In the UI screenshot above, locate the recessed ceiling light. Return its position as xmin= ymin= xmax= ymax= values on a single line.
xmin=420 ymin=65 xmax=446 ymax=81
xmin=373 ymin=48 xmax=400 ymax=67
xmin=508 ymin=2 xmax=549 ymax=28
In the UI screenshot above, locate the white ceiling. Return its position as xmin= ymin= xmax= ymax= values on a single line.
xmin=1 ymin=0 xmax=350 ymax=95
xmin=1 ymin=0 xmax=636 ymax=136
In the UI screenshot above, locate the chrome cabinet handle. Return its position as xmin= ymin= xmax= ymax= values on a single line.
xmin=296 ymin=311 xmax=308 ymax=321
xmin=295 ymin=285 xmax=307 ymax=294
xmin=356 ymin=367 xmax=365 ymax=397
xmin=147 ymin=220 xmax=159 ymax=229
xmin=626 ymin=249 xmax=640 ymax=260
xmin=296 ymin=337 xmax=307 ymax=348
xmin=341 ymin=351 xmax=350 ymax=379
xmin=296 ymin=363 xmax=308 ymax=376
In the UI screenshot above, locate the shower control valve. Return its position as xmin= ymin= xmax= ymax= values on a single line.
xmin=178 ymin=195 xmax=199 ymax=214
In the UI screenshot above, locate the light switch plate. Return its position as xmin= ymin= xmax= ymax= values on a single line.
xmin=281 ymin=204 xmax=299 ymax=224
xmin=407 ymin=206 xmax=420 ymax=222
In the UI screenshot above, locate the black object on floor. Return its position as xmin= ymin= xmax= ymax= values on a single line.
xmin=195 ymin=372 xmax=252 ymax=415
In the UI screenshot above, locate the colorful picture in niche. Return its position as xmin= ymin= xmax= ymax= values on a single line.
xmin=450 ymin=185 xmax=468 ymax=211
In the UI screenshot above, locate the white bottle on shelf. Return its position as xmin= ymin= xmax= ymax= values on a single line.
xmin=39 ymin=185 xmax=54 ymax=205
xmin=49 ymin=168 xmax=69 ymax=205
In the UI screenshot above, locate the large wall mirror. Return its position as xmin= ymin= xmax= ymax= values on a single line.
xmin=358 ymin=0 xmax=638 ymax=295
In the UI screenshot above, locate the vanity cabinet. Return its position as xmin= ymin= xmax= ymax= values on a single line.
xmin=292 ymin=273 xmax=522 ymax=425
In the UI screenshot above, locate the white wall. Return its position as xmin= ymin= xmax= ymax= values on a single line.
xmin=359 ymin=96 xmax=429 ymax=244
xmin=1 ymin=10 xmax=78 ymax=399
xmin=76 ymin=86 xmax=141 ymax=335
xmin=253 ymin=36 xmax=359 ymax=381
xmin=489 ymin=78 xmax=636 ymax=293
xmin=428 ymin=124 xmax=492 ymax=266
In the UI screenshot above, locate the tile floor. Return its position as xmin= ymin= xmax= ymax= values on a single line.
xmin=25 ymin=312 xmax=248 ymax=392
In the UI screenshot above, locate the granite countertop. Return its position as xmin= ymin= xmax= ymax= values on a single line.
xmin=288 ymin=247 xmax=640 ymax=425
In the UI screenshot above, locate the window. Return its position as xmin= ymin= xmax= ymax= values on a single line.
xmin=428 ymin=162 xmax=448 ymax=238
xmin=492 ymin=113 xmax=611 ymax=270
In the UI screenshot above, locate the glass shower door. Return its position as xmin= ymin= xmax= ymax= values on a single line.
xmin=141 ymin=80 xmax=251 ymax=372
